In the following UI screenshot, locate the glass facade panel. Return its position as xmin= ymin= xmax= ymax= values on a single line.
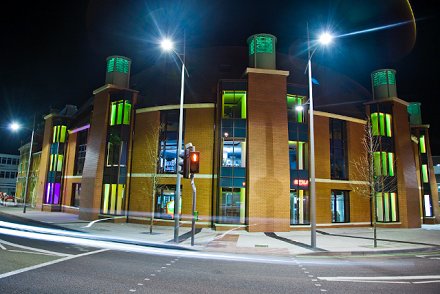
xmin=222 ymin=91 xmax=246 ymax=119
xmin=424 ymin=194 xmax=433 ymax=217
xmin=110 ymin=100 xmax=131 ymax=126
xmin=158 ymin=110 xmax=184 ymax=174
xmin=331 ymin=190 xmax=350 ymax=223
xmin=370 ymin=112 xmax=392 ymax=137
xmin=155 ymin=186 xmax=181 ymax=219
xmin=290 ymin=190 xmax=309 ymax=225
xmin=330 ymin=119 xmax=348 ymax=180
xmin=420 ymin=135 xmax=426 ymax=153
xmin=422 ymin=164 xmax=429 ymax=183
xmin=287 ymin=95 xmax=305 ymax=123
xmin=219 ymin=188 xmax=245 ymax=224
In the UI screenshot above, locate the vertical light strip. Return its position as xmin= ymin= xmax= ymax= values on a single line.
xmin=373 ymin=152 xmax=381 ymax=176
xmin=422 ymin=164 xmax=429 ymax=183
xmin=110 ymin=184 xmax=117 ymax=214
xmin=424 ymin=194 xmax=432 ymax=217
xmin=420 ymin=135 xmax=426 ymax=153
xmin=385 ymin=114 xmax=392 ymax=137
xmin=110 ymin=102 xmax=116 ymax=126
xmin=123 ymin=101 xmax=131 ymax=125
xmin=381 ymin=152 xmax=387 ymax=176
xmin=376 ymin=193 xmax=383 ymax=222
xmin=371 ymin=113 xmax=379 ymax=136
xmin=117 ymin=101 xmax=123 ymax=125
xmin=379 ymin=113 xmax=385 ymax=136
xmin=240 ymin=188 xmax=245 ymax=224
xmin=116 ymin=184 xmax=124 ymax=214
xmin=391 ymin=193 xmax=397 ymax=221
xmin=103 ymin=184 xmax=109 ymax=214
xmin=388 ymin=153 xmax=395 ymax=176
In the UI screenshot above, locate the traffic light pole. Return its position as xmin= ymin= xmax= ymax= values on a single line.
xmin=190 ymin=173 xmax=197 ymax=246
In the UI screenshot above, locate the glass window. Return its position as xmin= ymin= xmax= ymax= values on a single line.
xmin=72 ymin=183 xmax=81 ymax=207
xmin=155 ymin=186 xmax=181 ymax=220
xmin=373 ymin=152 xmax=395 ymax=177
xmin=222 ymin=139 xmax=245 ymax=168
xmin=419 ymin=135 xmax=426 ymax=154
xmin=287 ymin=95 xmax=305 ymax=123
xmin=289 ymin=141 xmax=307 ymax=170
xmin=52 ymin=125 xmax=67 ymax=143
xmin=45 ymin=183 xmax=61 ymax=205
xmin=290 ymin=190 xmax=309 ymax=225
xmin=222 ymin=91 xmax=246 ymax=119
xmin=330 ymin=119 xmax=348 ymax=180
xmin=331 ymin=190 xmax=350 ymax=223
xmin=158 ymin=110 xmax=184 ymax=174
xmin=106 ymin=141 xmax=126 ymax=167
xmin=74 ymin=130 xmax=88 ymax=175
xmin=218 ymin=188 xmax=245 ymax=224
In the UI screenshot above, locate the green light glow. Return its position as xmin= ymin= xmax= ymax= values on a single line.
xmin=249 ymin=39 xmax=255 ymax=55
xmin=373 ymin=152 xmax=381 ymax=176
xmin=420 ymin=135 xmax=426 ymax=153
xmin=379 ymin=113 xmax=385 ymax=136
xmin=255 ymin=36 xmax=273 ymax=53
xmin=110 ymin=100 xmax=131 ymax=126
xmin=287 ymin=95 xmax=305 ymax=123
xmin=222 ymin=91 xmax=247 ymax=119
xmin=390 ymin=193 xmax=397 ymax=221
xmin=107 ymin=57 xmax=129 ymax=74
xmin=381 ymin=152 xmax=387 ymax=176
xmin=52 ymin=125 xmax=67 ymax=143
xmin=373 ymin=70 xmax=395 ymax=87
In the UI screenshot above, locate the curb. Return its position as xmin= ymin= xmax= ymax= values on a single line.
xmin=297 ymin=246 xmax=440 ymax=257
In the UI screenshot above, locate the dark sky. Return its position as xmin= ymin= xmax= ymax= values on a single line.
xmin=1 ymin=0 xmax=439 ymax=154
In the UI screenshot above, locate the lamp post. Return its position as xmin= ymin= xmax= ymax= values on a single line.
xmin=161 ymin=36 xmax=187 ymax=243
xmin=307 ymin=25 xmax=333 ymax=249
xmin=10 ymin=114 xmax=36 ymax=213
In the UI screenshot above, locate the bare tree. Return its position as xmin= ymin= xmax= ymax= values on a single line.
xmin=351 ymin=118 xmax=397 ymax=248
xmin=146 ymin=122 xmax=165 ymax=234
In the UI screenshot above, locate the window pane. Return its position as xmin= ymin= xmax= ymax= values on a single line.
xmin=218 ymin=188 xmax=245 ymax=224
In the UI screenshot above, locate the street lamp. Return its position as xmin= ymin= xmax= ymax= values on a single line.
xmin=160 ymin=36 xmax=187 ymax=243
xmin=9 ymin=115 xmax=36 ymax=213
xmin=307 ymin=27 xmax=334 ymax=249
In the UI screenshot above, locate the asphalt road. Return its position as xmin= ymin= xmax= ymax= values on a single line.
xmin=0 ymin=214 xmax=439 ymax=293
xmin=1 ymin=231 xmax=440 ymax=293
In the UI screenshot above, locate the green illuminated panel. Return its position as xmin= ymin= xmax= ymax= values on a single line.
xmin=387 ymin=71 xmax=396 ymax=85
xmin=57 ymin=155 xmax=63 ymax=171
xmin=107 ymin=58 xmax=115 ymax=73
xmin=115 ymin=58 xmax=129 ymax=74
xmin=379 ymin=113 xmax=385 ymax=136
xmin=256 ymin=36 xmax=273 ymax=53
xmin=117 ymin=101 xmax=123 ymax=124
xmin=422 ymin=164 xmax=429 ymax=183
xmin=373 ymin=71 xmax=387 ymax=87
xmin=385 ymin=114 xmax=392 ymax=137
xmin=287 ymin=95 xmax=305 ymax=123
xmin=59 ymin=126 xmax=67 ymax=143
xmin=384 ymin=192 xmax=390 ymax=222
xmin=110 ymin=103 xmax=116 ymax=126
xmin=222 ymin=91 xmax=247 ymax=119
xmin=249 ymin=39 xmax=255 ymax=55
xmin=376 ymin=193 xmax=383 ymax=221
xmin=390 ymin=193 xmax=397 ymax=221
xmin=123 ymin=101 xmax=131 ymax=125
xmin=49 ymin=154 xmax=54 ymax=171
xmin=381 ymin=152 xmax=387 ymax=176
xmin=388 ymin=153 xmax=394 ymax=176
xmin=373 ymin=152 xmax=381 ymax=176
xmin=52 ymin=126 xmax=57 ymax=143
xmin=420 ymin=135 xmax=426 ymax=153
xmin=371 ymin=113 xmax=379 ymax=136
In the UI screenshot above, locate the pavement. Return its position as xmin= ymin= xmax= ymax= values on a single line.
xmin=1 ymin=205 xmax=440 ymax=257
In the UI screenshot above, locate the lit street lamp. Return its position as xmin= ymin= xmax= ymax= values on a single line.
xmin=307 ymin=26 xmax=334 ymax=249
xmin=9 ymin=114 xmax=36 ymax=213
xmin=160 ymin=35 xmax=187 ymax=243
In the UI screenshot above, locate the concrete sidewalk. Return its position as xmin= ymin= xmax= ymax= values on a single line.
xmin=1 ymin=206 xmax=440 ymax=256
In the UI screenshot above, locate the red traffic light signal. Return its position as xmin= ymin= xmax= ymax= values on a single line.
xmin=189 ymin=151 xmax=200 ymax=174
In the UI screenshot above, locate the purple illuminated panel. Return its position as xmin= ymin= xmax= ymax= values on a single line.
xmin=45 ymin=183 xmax=61 ymax=205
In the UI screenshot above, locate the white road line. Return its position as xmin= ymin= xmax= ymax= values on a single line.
xmin=319 ymin=275 xmax=440 ymax=281
xmin=0 ymin=249 xmax=108 ymax=279
xmin=7 ymin=249 xmax=62 ymax=256
xmin=0 ymin=239 xmax=71 ymax=257
xmin=0 ymin=242 xmax=6 ymax=250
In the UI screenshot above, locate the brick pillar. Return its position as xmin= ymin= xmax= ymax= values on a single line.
xmin=246 ymin=68 xmax=291 ymax=232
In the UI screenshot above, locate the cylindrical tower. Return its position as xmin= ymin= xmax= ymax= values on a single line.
xmin=371 ymin=69 xmax=397 ymax=100
xmin=105 ymin=55 xmax=131 ymax=88
xmin=247 ymin=34 xmax=277 ymax=70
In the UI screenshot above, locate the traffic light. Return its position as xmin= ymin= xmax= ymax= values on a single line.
xmin=189 ymin=151 xmax=200 ymax=174
xmin=177 ymin=149 xmax=189 ymax=178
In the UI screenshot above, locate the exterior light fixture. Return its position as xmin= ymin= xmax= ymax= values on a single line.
xmin=318 ymin=32 xmax=334 ymax=45
xmin=160 ymin=38 xmax=174 ymax=51
xmin=9 ymin=122 xmax=20 ymax=132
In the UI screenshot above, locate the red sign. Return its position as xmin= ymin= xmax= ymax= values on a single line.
xmin=293 ymin=179 xmax=309 ymax=187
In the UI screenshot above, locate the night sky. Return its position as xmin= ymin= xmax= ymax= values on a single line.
xmin=1 ymin=0 xmax=439 ymax=154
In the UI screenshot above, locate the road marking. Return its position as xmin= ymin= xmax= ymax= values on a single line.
xmin=137 ymin=283 xmax=143 ymax=286
xmin=7 ymin=249 xmax=62 ymax=256
xmin=0 ymin=242 xmax=6 ymax=250
xmin=0 ymin=239 xmax=72 ymax=257
xmin=319 ymin=275 xmax=440 ymax=281
xmin=0 ymin=249 xmax=108 ymax=279
xmin=129 ymin=289 xmax=136 ymax=292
